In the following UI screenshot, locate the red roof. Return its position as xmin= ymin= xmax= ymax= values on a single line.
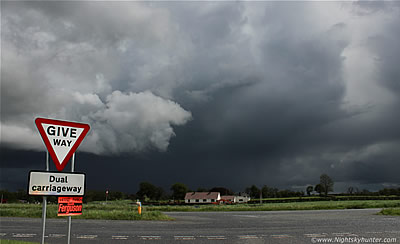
xmin=184 ymin=192 xmax=220 ymax=200
xmin=221 ymin=195 xmax=235 ymax=201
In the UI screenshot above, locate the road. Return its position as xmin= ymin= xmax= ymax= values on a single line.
xmin=1 ymin=209 xmax=399 ymax=243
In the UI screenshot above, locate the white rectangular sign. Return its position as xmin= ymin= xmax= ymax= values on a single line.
xmin=28 ymin=171 xmax=85 ymax=196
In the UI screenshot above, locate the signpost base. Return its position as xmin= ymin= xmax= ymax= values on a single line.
xmin=41 ymin=196 xmax=47 ymax=244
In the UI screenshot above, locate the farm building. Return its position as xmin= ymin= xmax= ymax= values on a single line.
xmin=184 ymin=192 xmax=250 ymax=204
xmin=220 ymin=195 xmax=251 ymax=203
xmin=184 ymin=192 xmax=220 ymax=204
xmin=235 ymin=195 xmax=251 ymax=203
xmin=220 ymin=195 xmax=235 ymax=203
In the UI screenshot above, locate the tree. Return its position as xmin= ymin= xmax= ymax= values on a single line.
xmin=361 ymin=189 xmax=370 ymax=195
xmin=270 ymin=188 xmax=279 ymax=198
xmin=320 ymin=174 xmax=334 ymax=196
xmin=261 ymin=185 xmax=271 ymax=198
xmin=347 ymin=186 xmax=354 ymax=195
xmin=306 ymin=186 xmax=314 ymax=196
xmin=245 ymin=185 xmax=260 ymax=199
xmin=379 ymin=188 xmax=400 ymax=196
xmin=170 ymin=183 xmax=188 ymax=200
xmin=314 ymin=184 xmax=324 ymax=196
xmin=155 ymin=186 xmax=166 ymax=200
xmin=136 ymin=182 xmax=159 ymax=201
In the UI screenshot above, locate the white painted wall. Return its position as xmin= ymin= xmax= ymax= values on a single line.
xmin=185 ymin=193 xmax=221 ymax=204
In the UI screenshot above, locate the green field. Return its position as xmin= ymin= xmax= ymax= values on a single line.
xmin=147 ymin=200 xmax=400 ymax=212
xmin=0 ymin=240 xmax=38 ymax=244
xmin=0 ymin=200 xmax=172 ymax=221
xmin=379 ymin=208 xmax=400 ymax=216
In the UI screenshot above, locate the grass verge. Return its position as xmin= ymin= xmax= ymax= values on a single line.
xmin=2 ymin=200 xmax=399 ymax=219
xmin=0 ymin=240 xmax=39 ymax=244
xmin=147 ymin=200 xmax=400 ymax=212
xmin=0 ymin=201 xmax=173 ymax=221
xmin=378 ymin=208 xmax=400 ymax=216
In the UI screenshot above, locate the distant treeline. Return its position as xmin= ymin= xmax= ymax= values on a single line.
xmin=1 ymin=186 xmax=399 ymax=204
xmin=1 ymin=174 xmax=398 ymax=203
xmin=0 ymin=189 xmax=136 ymax=203
xmin=248 ymin=195 xmax=400 ymax=204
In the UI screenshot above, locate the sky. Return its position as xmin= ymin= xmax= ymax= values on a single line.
xmin=1 ymin=1 xmax=399 ymax=194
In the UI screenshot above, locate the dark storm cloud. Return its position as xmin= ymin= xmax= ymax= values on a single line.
xmin=165 ymin=2 xmax=400 ymax=191
xmin=368 ymin=26 xmax=400 ymax=95
xmin=1 ymin=2 xmax=399 ymax=193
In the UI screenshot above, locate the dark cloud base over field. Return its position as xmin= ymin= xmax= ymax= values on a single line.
xmin=1 ymin=2 xmax=399 ymax=193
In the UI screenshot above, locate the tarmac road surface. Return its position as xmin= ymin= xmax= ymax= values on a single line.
xmin=1 ymin=209 xmax=399 ymax=243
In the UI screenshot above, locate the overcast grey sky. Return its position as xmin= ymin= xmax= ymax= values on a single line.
xmin=1 ymin=1 xmax=399 ymax=193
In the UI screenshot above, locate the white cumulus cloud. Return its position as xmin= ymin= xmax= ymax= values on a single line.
xmin=83 ymin=90 xmax=192 ymax=154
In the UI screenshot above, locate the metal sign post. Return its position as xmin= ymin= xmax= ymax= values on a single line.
xmin=67 ymin=153 xmax=75 ymax=244
xmin=33 ymin=118 xmax=90 ymax=244
xmin=41 ymin=151 xmax=49 ymax=244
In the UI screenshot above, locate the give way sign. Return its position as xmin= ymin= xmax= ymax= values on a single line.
xmin=35 ymin=118 xmax=90 ymax=171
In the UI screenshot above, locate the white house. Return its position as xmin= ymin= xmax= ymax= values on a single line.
xmin=235 ymin=195 xmax=251 ymax=203
xmin=184 ymin=192 xmax=221 ymax=204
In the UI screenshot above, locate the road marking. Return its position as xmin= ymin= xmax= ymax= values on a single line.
xmin=233 ymin=215 xmax=259 ymax=218
xmin=139 ymin=235 xmax=161 ymax=240
xmin=304 ymin=233 xmax=327 ymax=238
xmin=112 ymin=235 xmax=129 ymax=240
xmin=12 ymin=233 xmax=36 ymax=238
xmin=332 ymin=232 xmax=352 ymax=237
xmin=271 ymin=234 xmax=292 ymax=238
xmin=0 ymin=233 xmax=6 ymax=237
xmin=365 ymin=232 xmax=383 ymax=234
xmin=239 ymin=235 xmax=259 ymax=239
xmin=331 ymin=232 xmax=358 ymax=237
xmin=175 ymin=235 xmax=195 ymax=240
xmin=49 ymin=234 xmax=66 ymax=238
xmin=76 ymin=234 xmax=97 ymax=239
xmin=200 ymin=235 xmax=227 ymax=240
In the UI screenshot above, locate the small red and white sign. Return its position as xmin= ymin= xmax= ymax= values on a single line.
xmin=58 ymin=197 xmax=83 ymax=216
xmin=35 ymin=118 xmax=90 ymax=171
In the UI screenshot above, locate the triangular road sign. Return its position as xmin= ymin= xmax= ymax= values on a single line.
xmin=35 ymin=118 xmax=90 ymax=171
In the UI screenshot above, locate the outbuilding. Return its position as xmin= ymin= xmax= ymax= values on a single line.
xmin=220 ymin=195 xmax=251 ymax=203
xmin=184 ymin=192 xmax=220 ymax=204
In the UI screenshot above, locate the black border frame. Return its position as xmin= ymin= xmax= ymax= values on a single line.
xmin=27 ymin=170 xmax=86 ymax=196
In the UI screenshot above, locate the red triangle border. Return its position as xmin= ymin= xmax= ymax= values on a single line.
xmin=35 ymin=118 xmax=90 ymax=172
